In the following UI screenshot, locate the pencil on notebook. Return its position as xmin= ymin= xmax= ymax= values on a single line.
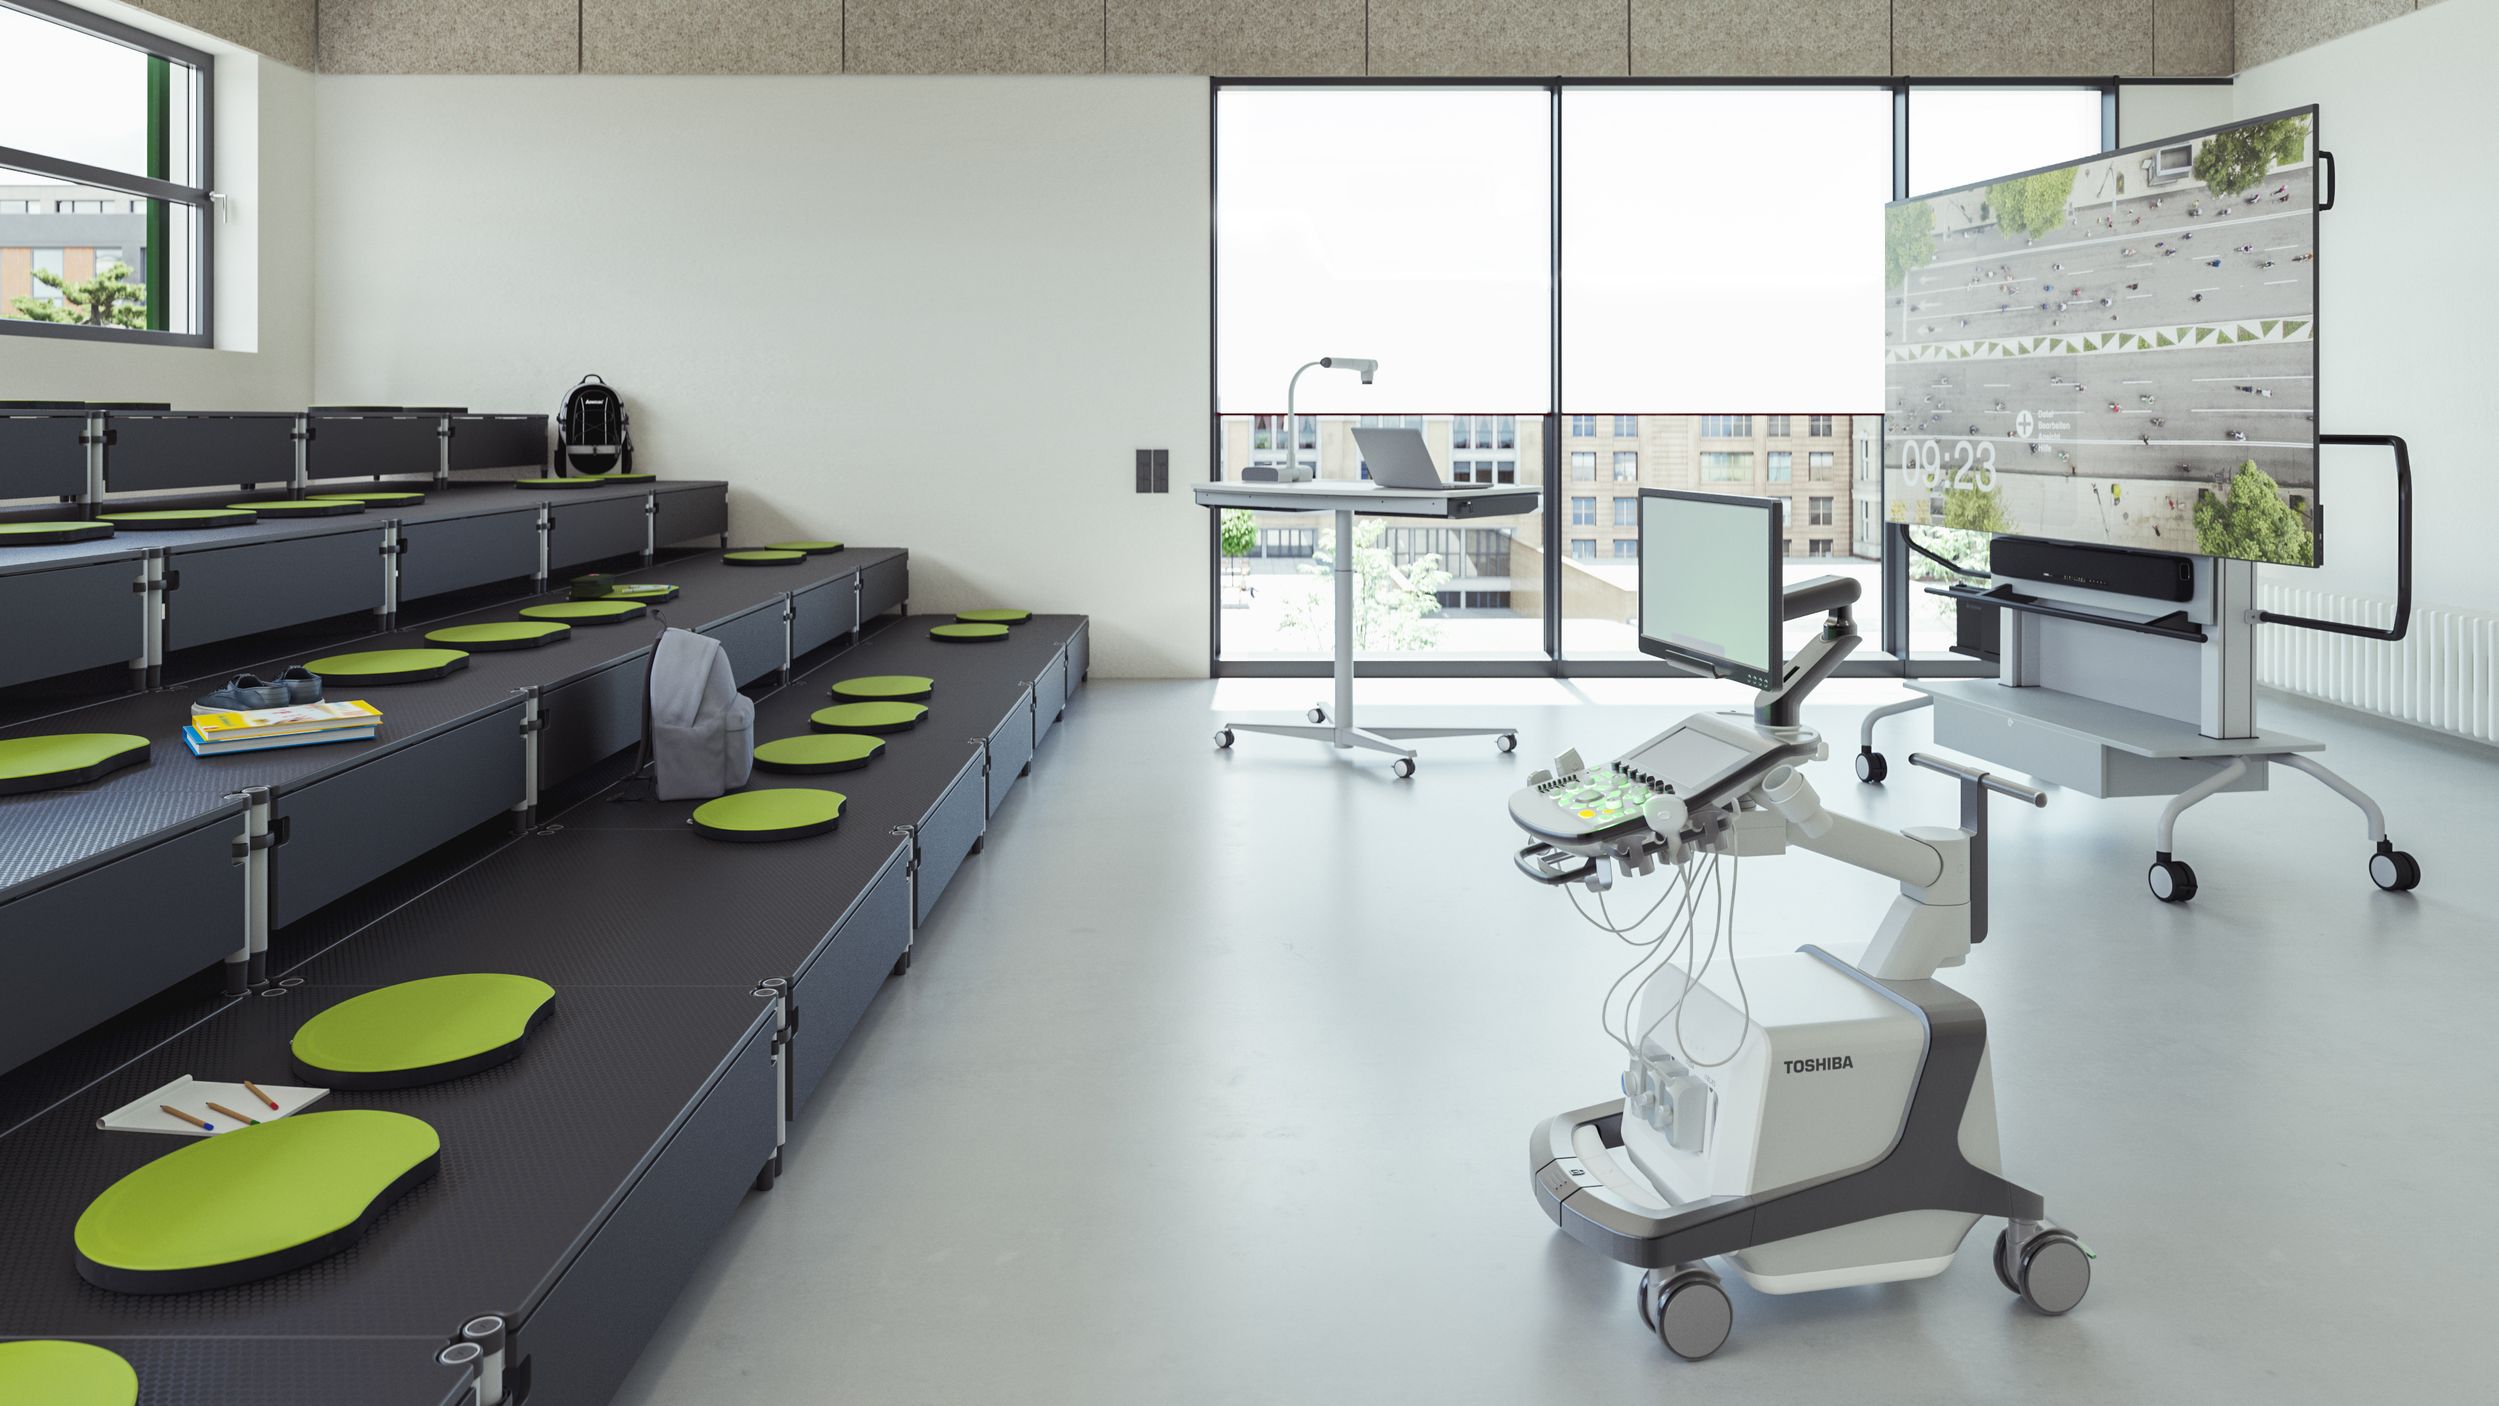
xmin=243 ymin=1080 xmax=279 ymax=1110
xmin=205 ymin=1101 xmax=260 ymax=1126
xmin=160 ymin=1105 xmax=214 ymax=1131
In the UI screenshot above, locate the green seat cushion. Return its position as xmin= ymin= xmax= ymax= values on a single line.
xmin=228 ymin=499 xmax=365 ymax=517
xmin=519 ymin=599 xmax=648 ymax=624
xmin=723 ymin=549 xmax=804 ymax=567
xmin=829 ymin=674 xmax=934 ymax=702
xmin=97 ymin=508 xmax=257 ymax=529
xmin=810 ymin=701 xmax=927 ymax=734
xmin=0 ymin=733 xmax=151 ymax=796
xmin=764 ymin=540 xmax=844 ymax=554
xmin=690 ymin=788 xmax=845 ymax=842
xmin=0 ymin=1341 xmax=138 ymax=1405
xmin=955 ymin=609 xmax=1030 ymax=624
xmin=302 ymin=647 xmax=469 ymax=684
xmin=930 ymin=622 xmax=1009 ymax=642
xmin=606 ymin=583 xmax=679 ymax=602
xmin=73 ymin=1110 xmax=442 ymax=1294
xmin=424 ymin=621 xmax=571 ymax=651
xmin=308 ymin=490 xmax=427 ymax=505
xmin=0 ymin=520 xmax=115 ymax=545
xmin=753 ymin=732 xmax=885 ymax=775
xmin=515 ymin=475 xmax=656 ymax=488
xmin=291 ymin=973 xmax=558 ymax=1089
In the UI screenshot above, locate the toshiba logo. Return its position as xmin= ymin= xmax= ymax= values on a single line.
xmin=1782 ymin=1056 xmax=1854 ymax=1074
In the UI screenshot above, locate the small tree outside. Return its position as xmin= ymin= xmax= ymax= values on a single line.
xmin=2192 ymin=117 xmax=2308 ymax=199
xmin=1280 ymin=518 xmax=1450 ymax=652
xmin=1908 ymin=484 xmax=2010 ymax=590
xmin=2195 ymin=460 xmax=2314 ymax=565
xmin=1884 ymin=201 xmax=1936 ymax=290
xmin=1218 ymin=509 xmax=1258 ymax=606
xmin=9 ymin=261 xmax=148 ymax=328
xmin=1986 ymin=168 xmax=2079 ymax=241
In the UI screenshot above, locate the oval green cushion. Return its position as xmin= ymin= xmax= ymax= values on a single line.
xmin=691 ymin=788 xmax=845 ymax=841
xmin=0 ymin=1341 xmax=138 ymax=1405
xmin=764 ymin=540 xmax=843 ymax=554
xmin=930 ymin=622 xmax=1008 ymax=642
xmin=302 ymin=648 xmax=469 ymax=683
xmin=723 ymin=549 xmax=804 ymax=566
xmin=97 ymin=508 xmax=257 ymax=528
xmin=829 ymin=674 xmax=933 ymax=702
xmin=810 ymin=701 xmax=926 ymax=734
xmin=606 ymin=583 xmax=679 ymax=601
xmin=309 ymin=490 xmax=427 ymax=505
xmin=292 ymin=974 xmax=557 ymax=1088
xmin=73 ymin=1110 xmax=441 ymax=1294
xmin=424 ymin=621 xmax=571 ymax=650
xmin=955 ymin=609 xmax=1030 ymax=624
xmin=227 ymin=499 xmax=365 ymax=516
xmin=0 ymin=520 xmax=115 ymax=544
xmin=0 ymin=733 xmax=151 ymax=795
xmin=753 ymin=733 xmax=884 ymax=774
xmin=519 ymin=599 xmax=647 ymax=623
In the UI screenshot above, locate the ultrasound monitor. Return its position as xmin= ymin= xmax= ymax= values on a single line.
xmin=1637 ymin=489 xmax=1782 ymax=690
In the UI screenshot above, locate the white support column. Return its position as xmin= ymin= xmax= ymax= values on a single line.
xmin=227 ymin=787 xmax=274 ymax=993
xmin=2201 ymin=557 xmax=2258 ymax=739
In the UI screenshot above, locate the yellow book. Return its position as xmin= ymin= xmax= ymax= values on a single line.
xmin=190 ymin=699 xmax=383 ymax=738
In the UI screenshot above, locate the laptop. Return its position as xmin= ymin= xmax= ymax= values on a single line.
xmin=1349 ymin=427 xmax=1448 ymax=489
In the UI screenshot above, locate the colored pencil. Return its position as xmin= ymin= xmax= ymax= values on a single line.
xmin=205 ymin=1101 xmax=260 ymax=1126
xmin=160 ymin=1105 xmax=213 ymax=1131
xmin=243 ymin=1079 xmax=279 ymax=1110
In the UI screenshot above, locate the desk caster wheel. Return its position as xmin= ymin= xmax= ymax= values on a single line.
xmin=2369 ymin=843 xmax=2420 ymax=892
xmin=1307 ymin=707 xmax=1327 ymax=724
xmin=1496 ymin=733 xmax=1518 ymax=753
xmin=1391 ymin=757 xmax=1415 ymax=779
xmin=2147 ymin=854 xmax=2197 ymax=903
xmin=1640 ymin=1267 xmax=1731 ymax=1360
xmin=1998 ymin=1227 xmax=2090 ymax=1315
xmin=1214 ymin=728 xmax=1234 ymax=750
xmin=1855 ymin=748 xmax=1887 ymax=784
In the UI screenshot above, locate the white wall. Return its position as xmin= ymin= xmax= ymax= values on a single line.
xmin=311 ymin=76 xmax=1212 ymax=679
xmin=0 ymin=40 xmax=313 ymax=408
xmin=2116 ymin=82 xmax=2232 ymax=148
xmin=2236 ymin=2 xmax=2499 ymax=614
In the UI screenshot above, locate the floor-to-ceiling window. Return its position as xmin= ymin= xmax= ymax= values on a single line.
xmin=1212 ymin=79 xmax=2112 ymax=674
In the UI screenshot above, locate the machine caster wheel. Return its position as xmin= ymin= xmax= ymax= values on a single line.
xmin=1992 ymin=1229 xmax=2021 ymax=1295
xmin=1855 ymin=749 xmax=1887 ymax=784
xmin=2003 ymin=1229 xmax=2090 ymax=1316
xmin=1496 ymin=733 xmax=1518 ymax=754
xmin=1214 ymin=728 xmax=1234 ymax=750
xmin=2147 ymin=855 xmax=2197 ymax=903
xmin=1307 ymin=707 xmax=1327 ymax=724
xmin=2369 ymin=844 xmax=2421 ymax=892
xmin=1391 ymin=757 xmax=1416 ymax=779
xmin=1641 ymin=1268 xmax=1731 ymax=1360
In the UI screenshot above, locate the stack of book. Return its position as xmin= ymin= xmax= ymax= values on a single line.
xmin=183 ymin=699 xmax=383 ymax=757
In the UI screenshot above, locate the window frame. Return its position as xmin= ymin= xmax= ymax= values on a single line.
xmin=0 ymin=0 xmax=213 ymax=348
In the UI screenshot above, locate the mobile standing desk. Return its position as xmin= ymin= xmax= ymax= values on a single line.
xmin=1192 ymin=480 xmax=1528 ymax=775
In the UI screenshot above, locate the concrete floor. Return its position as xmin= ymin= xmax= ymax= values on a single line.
xmin=612 ymin=676 xmax=2495 ymax=1405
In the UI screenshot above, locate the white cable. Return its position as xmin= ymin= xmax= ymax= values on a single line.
xmin=1666 ymin=851 xmax=1750 ymax=1068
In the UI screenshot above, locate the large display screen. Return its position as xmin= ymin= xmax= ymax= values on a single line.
xmin=1639 ymin=489 xmax=1780 ymax=689
xmin=1883 ymin=107 xmax=2321 ymax=566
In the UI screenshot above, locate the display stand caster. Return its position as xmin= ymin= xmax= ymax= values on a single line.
xmin=1496 ymin=733 xmax=1518 ymax=754
xmin=2147 ymin=853 xmax=2197 ymax=903
xmin=1214 ymin=728 xmax=1234 ymax=750
xmin=1636 ymin=1266 xmax=1732 ymax=1361
xmin=1391 ymin=757 xmax=1415 ymax=779
xmin=1995 ymin=1225 xmax=2091 ymax=1315
xmin=2368 ymin=840 xmax=2421 ymax=892
xmin=1854 ymin=747 xmax=1887 ymax=784
xmin=1307 ymin=707 xmax=1327 ymax=724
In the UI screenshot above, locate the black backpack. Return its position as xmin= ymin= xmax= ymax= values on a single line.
xmin=556 ymin=374 xmax=633 ymax=476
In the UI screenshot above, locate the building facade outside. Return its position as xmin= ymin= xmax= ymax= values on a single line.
xmin=0 ymin=183 xmax=148 ymax=319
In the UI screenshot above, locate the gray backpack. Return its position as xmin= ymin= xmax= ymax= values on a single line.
xmin=644 ymin=627 xmax=753 ymax=799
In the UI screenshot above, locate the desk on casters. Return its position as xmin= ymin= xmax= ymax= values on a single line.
xmin=1191 ymin=480 xmax=1530 ymax=776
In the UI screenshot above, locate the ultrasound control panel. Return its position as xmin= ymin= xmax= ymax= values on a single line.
xmin=1508 ymin=711 xmax=1820 ymax=845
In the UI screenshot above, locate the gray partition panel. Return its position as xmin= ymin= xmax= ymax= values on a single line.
xmin=789 ymin=574 xmax=856 ymax=657
xmin=271 ymin=702 xmax=526 ymax=927
xmin=0 ymin=413 xmax=89 ymax=499
xmin=397 ymin=507 xmax=540 ymax=602
xmin=105 ymin=414 xmax=297 ymax=492
xmin=914 ymin=749 xmax=986 ymax=926
xmin=165 ymin=526 xmax=387 ymax=651
xmin=546 ymin=493 xmax=648 ymax=570
xmin=0 ymin=815 xmax=243 ymax=1076
xmin=510 ymin=1012 xmax=776 ymax=1406
xmin=652 ymin=484 xmax=727 ymax=547
xmin=703 ymin=600 xmax=786 ymax=687
xmin=860 ymin=554 xmax=907 ymax=620
xmin=449 ymin=414 xmax=548 ymax=472
xmin=304 ymin=413 xmax=439 ymax=481
xmin=986 ymin=689 xmax=1035 ymax=817
xmin=790 ymin=842 xmax=912 ymax=1110
xmin=0 ymin=556 xmax=142 ymax=689
xmin=1035 ymin=651 xmax=1068 ymax=747
xmin=539 ymin=657 xmax=646 ymax=791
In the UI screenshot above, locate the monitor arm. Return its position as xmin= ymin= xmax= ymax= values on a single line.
xmin=1754 ymin=574 xmax=1861 ymax=729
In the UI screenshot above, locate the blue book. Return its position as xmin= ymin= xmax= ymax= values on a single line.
xmin=183 ymin=724 xmax=378 ymax=757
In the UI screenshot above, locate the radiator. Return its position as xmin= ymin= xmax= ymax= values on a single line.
xmin=2259 ymin=583 xmax=2499 ymax=744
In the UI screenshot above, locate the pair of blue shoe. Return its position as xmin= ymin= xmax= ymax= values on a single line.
xmin=194 ymin=666 xmax=323 ymax=714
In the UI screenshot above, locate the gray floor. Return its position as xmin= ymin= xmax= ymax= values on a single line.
xmin=612 ymin=677 xmax=2496 ymax=1405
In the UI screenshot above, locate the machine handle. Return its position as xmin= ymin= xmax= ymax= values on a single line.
xmin=2255 ymin=433 xmax=2410 ymax=643
xmin=1909 ymin=752 xmax=2047 ymax=807
xmin=1515 ymin=842 xmax=1597 ymax=887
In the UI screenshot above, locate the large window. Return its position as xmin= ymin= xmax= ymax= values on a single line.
xmin=0 ymin=2 xmax=210 ymax=344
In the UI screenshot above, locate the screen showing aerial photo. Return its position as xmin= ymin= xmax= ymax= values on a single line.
xmin=1883 ymin=107 xmax=2320 ymax=566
